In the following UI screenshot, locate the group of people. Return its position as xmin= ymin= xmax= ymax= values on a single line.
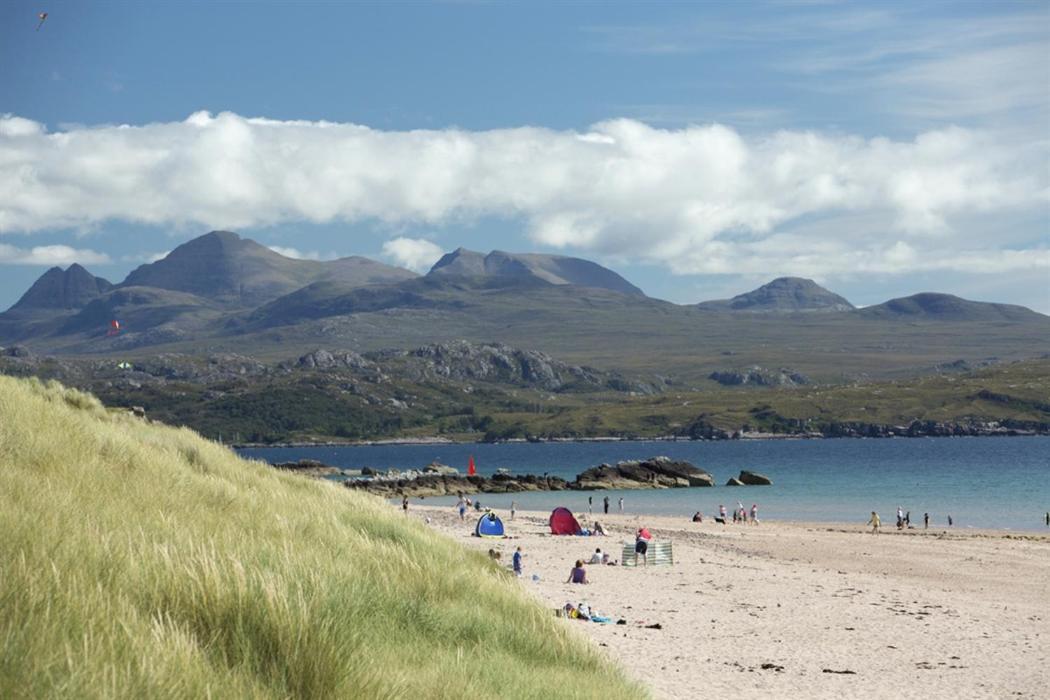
xmin=709 ymin=502 xmax=759 ymax=525
xmin=867 ymin=507 xmax=954 ymax=533
xmin=587 ymin=495 xmax=625 ymax=516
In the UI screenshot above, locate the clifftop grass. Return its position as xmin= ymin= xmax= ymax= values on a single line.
xmin=0 ymin=376 xmax=640 ymax=699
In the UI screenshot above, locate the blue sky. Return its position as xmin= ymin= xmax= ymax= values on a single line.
xmin=1 ymin=0 xmax=1048 ymax=311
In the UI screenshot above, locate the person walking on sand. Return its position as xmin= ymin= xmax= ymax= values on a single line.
xmin=510 ymin=501 xmax=517 ymax=520
xmin=948 ymin=514 xmax=953 ymax=527
xmin=867 ymin=511 xmax=881 ymax=534
xmin=588 ymin=495 xmax=593 ymax=516
xmin=512 ymin=546 xmax=523 ymax=578
xmin=924 ymin=512 xmax=929 ymax=529
xmin=896 ymin=506 xmax=904 ymax=530
xmin=457 ymin=495 xmax=467 ymax=521
xmin=750 ymin=503 xmax=759 ymax=525
xmin=402 ymin=495 xmax=409 ymax=515
xmin=1045 ymin=511 xmax=1049 ymax=527
xmin=618 ymin=497 xmax=624 ymax=514
xmin=603 ymin=495 xmax=610 ymax=515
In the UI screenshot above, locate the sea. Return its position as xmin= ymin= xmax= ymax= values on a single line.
xmin=238 ymin=437 xmax=1050 ymax=531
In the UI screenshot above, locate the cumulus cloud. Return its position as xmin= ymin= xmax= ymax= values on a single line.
xmin=0 ymin=243 xmax=111 ymax=266
xmin=0 ymin=111 xmax=1046 ymax=278
xmin=381 ymin=237 xmax=445 ymax=273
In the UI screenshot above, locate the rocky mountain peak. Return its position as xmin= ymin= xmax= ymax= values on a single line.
xmin=698 ymin=277 xmax=854 ymax=312
xmin=7 ymin=263 xmax=114 ymax=313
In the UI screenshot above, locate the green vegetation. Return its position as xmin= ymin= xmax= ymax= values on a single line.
xmin=0 ymin=376 xmax=641 ymax=699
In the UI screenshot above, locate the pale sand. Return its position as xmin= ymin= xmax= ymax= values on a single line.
xmin=412 ymin=505 xmax=1050 ymax=699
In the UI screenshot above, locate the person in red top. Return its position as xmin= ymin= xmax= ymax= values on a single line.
xmin=634 ymin=528 xmax=652 ymax=566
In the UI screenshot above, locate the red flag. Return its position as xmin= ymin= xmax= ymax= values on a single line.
xmin=467 ymin=455 xmax=476 ymax=476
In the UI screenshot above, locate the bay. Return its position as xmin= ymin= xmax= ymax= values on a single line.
xmin=238 ymin=436 xmax=1050 ymax=531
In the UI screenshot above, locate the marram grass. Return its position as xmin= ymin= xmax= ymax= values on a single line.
xmin=0 ymin=376 xmax=642 ymax=699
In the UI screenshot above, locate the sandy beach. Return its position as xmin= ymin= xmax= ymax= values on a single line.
xmin=412 ymin=504 xmax=1050 ymax=699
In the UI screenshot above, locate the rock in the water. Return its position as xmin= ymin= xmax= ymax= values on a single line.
xmin=422 ymin=461 xmax=459 ymax=475
xmin=725 ymin=477 xmax=744 ymax=486
xmin=738 ymin=470 xmax=772 ymax=486
xmin=575 ymin=456 xmax=713 ymax=489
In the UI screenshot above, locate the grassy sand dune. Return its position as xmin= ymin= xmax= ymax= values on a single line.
xmin=0 ymin=376 xmax=640 ymax=699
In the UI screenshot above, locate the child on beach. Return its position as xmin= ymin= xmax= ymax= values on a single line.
xmin=457 ymin=495 xmax=467 ymax=521
xmin=618 ymin=497 xmax=624 ymax=513
xmin=512 ymin=547 xmax=523 ymax=577
xmin=868 ymin=511 xmax=881 ymax=534
xmin=401 ymin=496 xmax=408 ymax=514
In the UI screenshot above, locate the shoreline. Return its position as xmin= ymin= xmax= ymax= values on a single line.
xmin=231 ymin=431 xmax=1048 ymax=449
xmin=412 ymin=505 xmax=1050 ymax=698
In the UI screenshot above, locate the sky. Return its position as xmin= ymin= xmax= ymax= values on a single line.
xmin=1 ymin=0 xmax=1048 ymax=312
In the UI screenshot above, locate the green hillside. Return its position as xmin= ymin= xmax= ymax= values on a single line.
xmin=0 ymin=376 xmax=640 ymax=699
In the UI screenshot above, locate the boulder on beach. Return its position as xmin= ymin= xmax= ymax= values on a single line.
xmin=725 ymin=477 xmax=744 ymax=486
xmin=738 ymin=470 xmax=772 ymax=486
xmin=422 ymin=461 xmax=459 ymax=475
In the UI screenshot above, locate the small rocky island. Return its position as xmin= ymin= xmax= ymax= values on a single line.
xmin=272 ymin=456 xmax=772 ymax=497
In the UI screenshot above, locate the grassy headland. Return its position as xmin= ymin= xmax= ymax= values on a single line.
xmin=0 ymin=376 xmax=641 ymax=698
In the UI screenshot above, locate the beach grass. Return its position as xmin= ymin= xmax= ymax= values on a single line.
xmin=0 ymin=375 xmax=642 ymax=699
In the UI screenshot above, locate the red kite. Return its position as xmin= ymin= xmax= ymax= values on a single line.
xmin=467 ymin=455 xmax=476 ymax=476
xmin=106 ymin=319 xmax=121 ymax=336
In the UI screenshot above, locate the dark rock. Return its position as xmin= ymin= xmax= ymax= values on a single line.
xmin=726 ymin=477 xmax=744 ymax=486
xmin=738 ymin=470 xmax=772 ymax=486
xmin=709 ymin=366 xmax=809 ymax=387
xmin=575 ymin=456 xmax=713 ymax=490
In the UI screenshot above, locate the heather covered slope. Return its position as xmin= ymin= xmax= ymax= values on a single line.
xmin=0 ymin=376 xmax=640 ymax=699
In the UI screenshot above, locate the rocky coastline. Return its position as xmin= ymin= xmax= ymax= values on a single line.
xmin=271 ymin=456 xmax=776 ymax=498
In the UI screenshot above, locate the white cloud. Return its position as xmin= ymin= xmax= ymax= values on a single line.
xmin=0 ymin=243 xmax=111 ymax=266
xmin=267 ymin=245 xmax=331 ymax=261
xmin=381 ymin=237 xmax=445 ymax=273
xmin=0 ymin=112 xmax=1046 ymax=279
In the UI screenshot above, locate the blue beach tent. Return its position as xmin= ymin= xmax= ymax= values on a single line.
xmin=475 ymin=512 xmax=506 ymax=538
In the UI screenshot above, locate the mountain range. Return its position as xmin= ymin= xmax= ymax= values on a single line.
xmin=1 ymin=230 xmax=1047 ymax=383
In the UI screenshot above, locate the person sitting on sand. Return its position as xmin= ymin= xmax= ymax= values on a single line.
xmin=868 ymin=511 xmax=881 ymax=534
xmin=589 ymin=548 xmax=603 ymax=564
xmin=602 ymin=551 xmax=612 ymax=565
xmin=567 ymin=560 xmax=589 ymax=584
xmin=692 ymin=511 xmax=702 ymax=523
xmin=512 ymin=546 xmax=523 ymax=577
xmin=592 ymin=521 xmax=607 ymax=536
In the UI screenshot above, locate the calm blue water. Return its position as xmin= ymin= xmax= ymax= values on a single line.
xmin=238 ymin=437 xmax=1050 ymax=531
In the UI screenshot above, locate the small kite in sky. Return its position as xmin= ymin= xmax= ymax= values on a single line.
xmin=36 ymin=12 xmax=48 ymax=31
xmin=107 ymin=319 xmax=121 ymax=337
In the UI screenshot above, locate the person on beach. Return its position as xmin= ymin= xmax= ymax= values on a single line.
xmin=948 ymin=514 xmax=953 ymax=527
xmin=457 ymin=495 xmax=467 ymax=521
xmin=510 ymin=501 xmax=517 ymax=520
xmin=868 ymin=511 xmax=881 ymax=534
xmin=567 ymin=560 xmax=589 ymax=584
xmin=603 ymin=495 xmax=610 ymax=515
xmin=896 ymin=506 xmax=904 ymax=530
xmin=589 ymin=548 xmax=603 ymax=564
xmin=512 ymin=546 xmax=523 ymax=577
xmin=750 ymin=504 xmax=759 ymax=525
xmin=592 ymin=521 xmax=607 ymax=536
xmin=924 ymin=512 xmax=929 ymax=529
xmin=719 ymin=504 xmax=727 ymax=521
xmin=1046 ymin=511 xmax=1049 ymax=527
xmin=618 ymin=497 xmax=624 ymax=513
xmin=634 ymin=528 xmax=651 ymax=566
xmin=905 ymin=511 xmax=911 ymax=528
xmin=588 ymin=496 xmax=593 ymax=516
xmin=401 ymin=496 xmax=409 ymax=514
xmin=692 ymin=511 xmax=702 ymax=523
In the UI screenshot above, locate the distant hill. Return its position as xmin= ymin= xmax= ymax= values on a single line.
xmin=428 ymin=248 xmax=644 ymax=296
xmin=857 ymin=293 xmax=1044 ymax=322
xmin=698 ymin=277 xmax=854 ymax=313
xmin=7 ymin=264 xmax=113 ymax=314
xmin=122 ymin=231 xmax=415 ymax=307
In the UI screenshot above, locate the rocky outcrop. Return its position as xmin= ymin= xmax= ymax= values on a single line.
xmin=726 ymin=477 xmax=744 ymax=486
xmin=738 ymin=470 xmax=772 ymax=486
xmin=273 ymin=459 xmax=345 ymax=478
xmin=344 ymin=471 xmax=571 ymax=498
xmin=709 ymin=367 xmax=809 ymax=387
xmin=575 ymin=456 xmax=713 ymax=489
xmin=401 ymin=341 xmax=661 ymax=395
